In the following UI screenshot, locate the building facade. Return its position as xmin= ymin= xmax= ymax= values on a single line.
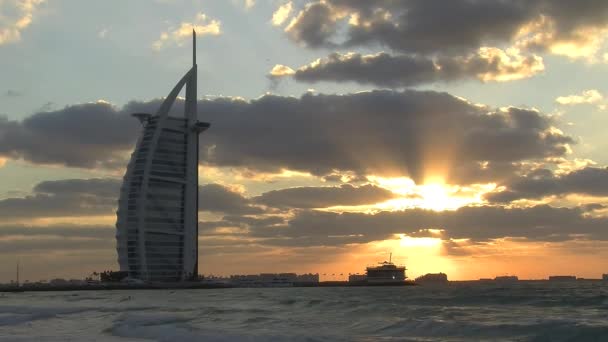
xmin=115 ymin=31 xmax=209 ymax=282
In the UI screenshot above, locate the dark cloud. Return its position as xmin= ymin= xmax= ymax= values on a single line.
xmin=248 ymin=205 xmax=608 ymax=247
xmin=3 ymin=203 xmax=605 ymax=256
xmin=0 ymin=237 xmax=114 ymax=254
xmin=0 ymin=179 xmax=266 ymax=220
xmin=0 ymin=224 xmax=115 ymax=255
xmin=276 ymin=50 xmax=543 ymax=87
xmin=0 ymin=176 xmax=271 ymax=220
xmin=34 ymin=178 xmax=121 ymax=198
xmin=260 ymin=235 xmax=372 ymax=248
xmin=199 ymin=183 xmax=264 ymax=215
xmin=0 ymin=178 xmax=120 ymax=219
xmin=194 ymin=91 xmax=571 ymax=183
xmin=2 ymin=91 xmax=572 ymax=184
xmin=286 ymin=2 xmax=339 ymax=48
xmin=220 ymin=215 xmax=285 ymax=227
xmin=253 ymin=184 xmax=397 ymax=208
xmin=584 ymin=203 xmax=607 ymax=212
xmin=0 ymin=224 xmax=114 ymax=239
xmin=198 ymin=220 xmax=248 ymax=235
xmin=0 ymin=102 xmax=138 ymax=169
xmin=285 ymin=0 xmax=608 ymax=55
xmin=487 ymin=167 xmax=608 ymax=202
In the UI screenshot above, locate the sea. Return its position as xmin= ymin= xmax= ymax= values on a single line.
xmin=1 ymin=281 xmax=607 ymax=341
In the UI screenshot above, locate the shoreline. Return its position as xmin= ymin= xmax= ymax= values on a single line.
xmin=0 ymin=281 xmax=417 ymax=292
xmin=2 ymin=279 xmax=605 ymax=293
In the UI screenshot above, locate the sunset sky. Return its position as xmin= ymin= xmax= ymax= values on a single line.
xmin=2 ymin=0 xmax=608 ymax=282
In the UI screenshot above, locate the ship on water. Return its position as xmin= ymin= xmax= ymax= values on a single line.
xmin=365 ymin=253 xmax=407 ymax=284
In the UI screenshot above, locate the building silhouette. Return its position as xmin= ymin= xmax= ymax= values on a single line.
xmin=115 ymin=31 xmax=209 ymax=282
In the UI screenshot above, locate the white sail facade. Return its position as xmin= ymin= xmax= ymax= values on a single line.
xmin=115 ymin=31 xmax=209 ymax=282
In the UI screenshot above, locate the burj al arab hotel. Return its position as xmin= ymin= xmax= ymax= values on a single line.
xmin=115 ymin=31 xmax=210 ymax=282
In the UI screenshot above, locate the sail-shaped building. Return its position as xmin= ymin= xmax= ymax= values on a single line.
xmin=115 ymin=31 xmax=209 ymax=282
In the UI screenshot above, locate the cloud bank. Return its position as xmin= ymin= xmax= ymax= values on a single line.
xmin=269 ymin=0 xmax=608 ymax=87
xmin=1 ymin=91 xmax=572 ymax=185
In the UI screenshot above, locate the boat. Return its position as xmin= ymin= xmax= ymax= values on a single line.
xmin=365 ymin=253 xmax=407 ymax=284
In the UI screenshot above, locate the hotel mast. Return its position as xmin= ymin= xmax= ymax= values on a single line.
xmin=115 ymin=31 xmax=210 ymax=282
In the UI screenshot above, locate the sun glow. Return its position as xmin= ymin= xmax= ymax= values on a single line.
xmin=399 ymin=235 xmax=442 ymax=248
xmin=419 ymin=183 xmax=454 ymax=211
xmin=370 ymin=176 xmax=495 ymax=212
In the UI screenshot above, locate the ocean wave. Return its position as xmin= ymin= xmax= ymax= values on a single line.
xmin=1 ymin=283 xmax=607 ymax=341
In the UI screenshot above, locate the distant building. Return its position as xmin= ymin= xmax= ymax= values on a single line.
xmin=230 ymin=275 xmax=261 ymax=287
xmin=494 ymin=276 xmax=518 ymax=282
xmin=230 ymin=273 xmax=319 ymax=287
xmin=100 ymin=271 xmax=129 ymax=283
xmin=201 ymin=276 xmax=231 ymax=285
xmin=49 ymin=278 xmax=69 ymax=285
xmin=348 ymin=274 xmax=367 ymax=283
xmin=548 ymin=275 xmax=577 ymax=281
xmin=115 ymin=31 xmax=210 ymax=282
xmin=603 ymin=274 xmax=608 ymax=281
xmin=296 ymin=273 xmax=320 ymax=283
xmin=415 ymin=273 xmax=449 ymax=284
xmin=260 ymin=273 xmax=296 ymax=286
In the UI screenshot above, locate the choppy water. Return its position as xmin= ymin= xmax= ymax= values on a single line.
xmin=1 ymin=282 xmax=607 ymax=341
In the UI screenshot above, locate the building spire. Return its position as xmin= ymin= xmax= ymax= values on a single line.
xmin=193 ymin=29 xmax=196 ymax=67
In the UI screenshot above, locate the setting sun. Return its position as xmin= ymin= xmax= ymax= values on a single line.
xmin=371 ymin=177 xmax=495 ymax=212
xmin=419 ymin=183 xmax=453 ymax=211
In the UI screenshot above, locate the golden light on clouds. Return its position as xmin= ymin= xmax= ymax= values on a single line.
xmin=399 ymin=235 xmax=442 ymax=248
xmin=152 ymin=12 xmax=221 ymax=50
xmin=475 ymin=47 xmax=544 ymax=82
xmin=369 ymin=176 xmax=495 ymax=212
xmin=269 ymin=64 xmax=295 ymax=77
xmin=28 ymin=215 xmax=117 ymax=226
xmin=556 ymin=89 xmax=603 ymax=105
xmin=200 ymin=165 xmax=312 ymax=183
xmin=548 ymin=27 xmax=607 ymax=60
xmin=0 ymin=0 xmax=45 ymax=45
xmin=271 ymin=2 xmax=293 ymax=26
xmin=516 ymin=15 xmax=608 ymax=60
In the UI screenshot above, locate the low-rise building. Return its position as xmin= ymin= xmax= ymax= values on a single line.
xmin=415 ymin=273 xmax=449 ymax=284
xmin=230 ymin=273 xmax=319 ymax=287
xmin=296 ymin=273 xmax=320 ymax=283
xmin=495 ymin=276 xmax=518 ymax=282
xmin=348 ymin=274 xmax=367 ymax=283
xmin=548 ymin=275 xmax=577 ymax=281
